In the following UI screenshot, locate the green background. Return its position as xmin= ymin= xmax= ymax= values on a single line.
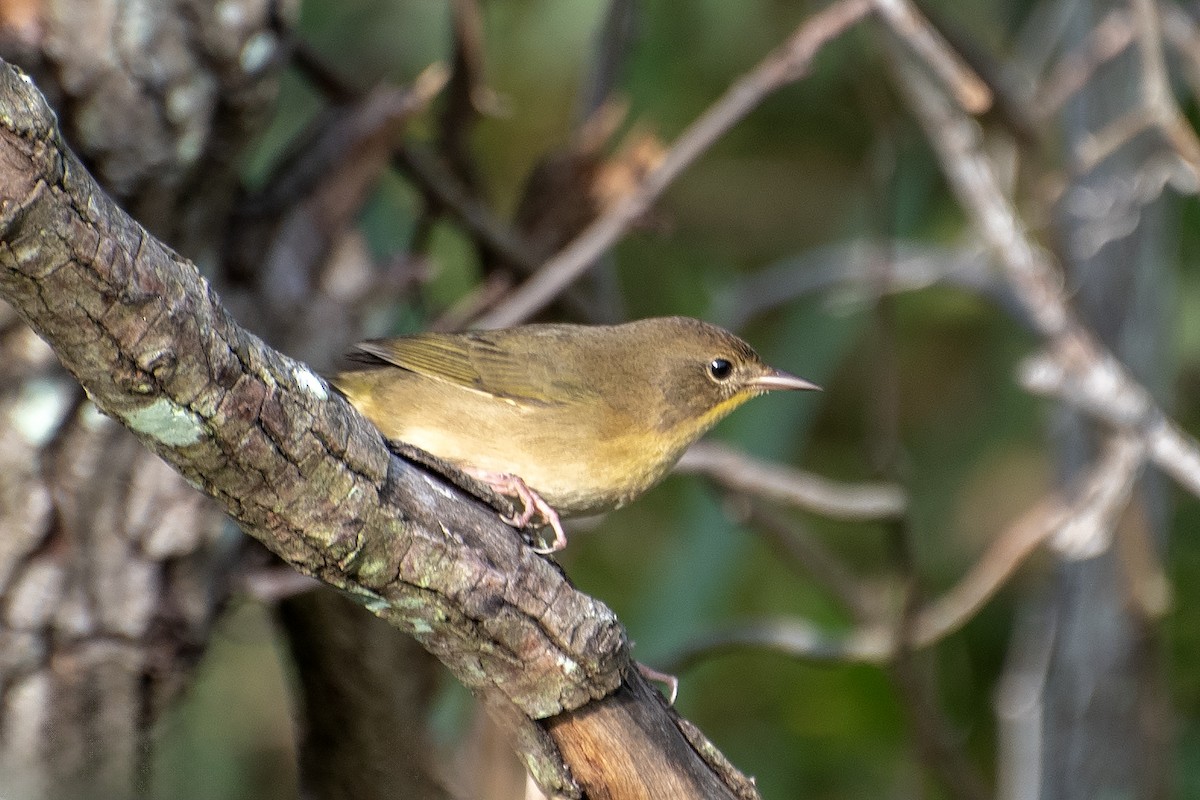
xmin=153 ymin=1 xmax=1200 ymax=797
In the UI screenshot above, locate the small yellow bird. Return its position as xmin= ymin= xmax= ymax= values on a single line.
xmin=332 ymin=316 xmax=817 ymax=552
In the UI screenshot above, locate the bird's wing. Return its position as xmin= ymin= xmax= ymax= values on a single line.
xmin=352 ymin=331 xmax=572 ymax=405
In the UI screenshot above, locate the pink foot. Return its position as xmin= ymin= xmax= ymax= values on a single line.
xmin=636 ymin=662 xmax=679 ymax=705
xmin=463 ymin=468 xmax=567 ymax=554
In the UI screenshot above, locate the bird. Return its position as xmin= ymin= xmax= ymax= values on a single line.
xmin=331 ymin=316 xmax=818 ymax=553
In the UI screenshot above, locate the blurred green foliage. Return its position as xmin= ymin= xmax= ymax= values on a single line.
xmin=153 ymin=0 xmax=1200 ymax=798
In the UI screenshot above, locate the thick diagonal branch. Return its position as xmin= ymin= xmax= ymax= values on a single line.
xmin=0 ymin=62 xmax=756 ymax=800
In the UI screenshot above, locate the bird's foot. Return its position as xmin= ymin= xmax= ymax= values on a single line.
xmin=463 ymin=468 xmax=567 ymax=554
xmin=636 ymin=662 xmax=679 ymax=705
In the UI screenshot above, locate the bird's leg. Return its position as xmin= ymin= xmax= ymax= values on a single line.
xmin=383 ymin=440 xmax=566 ymax=554
xmin=462 ymin=467 xmax=568 ymax=554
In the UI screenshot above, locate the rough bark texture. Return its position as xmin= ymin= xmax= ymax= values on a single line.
xmin=0 ymin=0 xmax=293 ymax=262
xmin=0 ymin=377 xmax=228 ymax=800
xmin=0 ymin=2 xmax=290 ymax=797
xmin=0 ymin=4 xmax=459 ymax=797
xmin=0 ymin=60 xmax=760 ymax=799
xmin=547 ymin=682 xmax=760 ymax=800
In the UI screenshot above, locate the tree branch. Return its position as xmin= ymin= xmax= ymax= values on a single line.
xmin=669 ymin=429 xmax=1145 ymax=669
xmin=677 ymin=441 xmax=907 ymax=521
xmin=0 ymin=60 xmax=756 ymax=800
xmin=472 ymin=0 xmax=873 ymax=329
xmin=887 ymin=42 xmax=1200 ymax=502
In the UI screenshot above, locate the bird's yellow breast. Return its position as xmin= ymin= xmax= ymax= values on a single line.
xmin=335 ymin=367 xmax=691 ymax=515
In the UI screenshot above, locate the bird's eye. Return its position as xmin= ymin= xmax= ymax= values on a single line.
xmin=708 ymin=358 xmax=733 ymax=381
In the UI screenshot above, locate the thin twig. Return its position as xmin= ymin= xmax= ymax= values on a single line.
xmin=1129 ymin=0 xmax=1200 ymax=178
xmin=667 ymin=618 xmax=894 ymax=669
xmin=672 ymin=432 xmax=1145 ymax=668
xmin=677 ymin=441 xmax=907 ymax=521
xmin=288 ymin=26 xmax=545 ymax=283
xmin=472 ymin=0 xmax=873 ymax=329
xmin=911 ymin=432 xmax=1145 ymax=647
xmin=1033 ymin=7 xmax=1134 ymax=120
xmin=239 ymin=64 xmax=449 ymax=219
xmin=395 ymin=145 xmax=543 ymax=272
xmin=1043 ymin=0 xmax=1200 ymax=184
xmin=716 ymin=240 xmax=1024 ymax=330
xmin=869 ymin=0 xmax=992 ymax=113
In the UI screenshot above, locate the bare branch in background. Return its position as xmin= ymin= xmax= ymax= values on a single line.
xmin=473 ymin=0 xmax=874 ymax=329
xmin=677 ymin=441 xmax=907 ymax=521
xmin=914 ymin=432 xmax=1144 ymax=646
xmin=673 ymin=430 xmax=1144 ymax=668
xmin=437 ymin=0 xmax=492 ymax=185
xmin=580 ymin=0 xmax=639 ymax=119
xmin=287 ymin=40 xmax=550 ymax=289
xmin=993 ymin=603 xmax=1056 ymax=800
xmin=886 ymin=40 xmax=1200 ymax=501
xmin=668 ymin=618 xmax=896 ymax=668
xmin=1019 ymin=342 xmax=1200 ymax=496
xmin=717 ymin=240 xmax=1025 ymax=330
xmin=228 ymin=68 xmax=448 ymax=359
xmin=1057 ymin=0 xmax=1200 ymax=183
xmin=869 ymin=0 xmax=992 ymax=113
xmin=408 ymin=0 xmax=505 ymax=266
xmin=396 ymin=145 xmax=543 ymax=273
xmin=1047 ymin=432 xmax=1146 ymax=558
xmin=1027 ymin=1 xmax=1199 ymax=262
xmin=1033 ymin=7 xmax=1133 ymax=119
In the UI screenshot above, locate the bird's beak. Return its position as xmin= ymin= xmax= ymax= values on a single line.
xmin=750 ymin=368 xmax=821 ymax=392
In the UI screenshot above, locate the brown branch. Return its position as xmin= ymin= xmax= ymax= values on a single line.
xmin=869 ymin=0 xmax=992 ymax=114
xmin=0 ymin=60 xmax=758 ymax=800
xmin=1033 ymin=7 xmax=1134 ymax=120
xmin=395 ymin=145 xmax=544 ymax=273
xmin=472 ymin=0 xmax=874 ymax=329
xmin=671 ymin=431 xmax=1145 ymax=668
xmin=286 ymin=43 xmax=549 ymax=280
xmin=913 ymin=432 xmax=1144 ymax=647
